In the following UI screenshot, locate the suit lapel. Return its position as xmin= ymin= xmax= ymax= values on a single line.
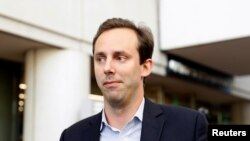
xmin=140 ymin=98 xmax=166 ymax=141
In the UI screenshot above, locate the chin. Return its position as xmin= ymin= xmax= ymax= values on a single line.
xmin=105 ymin=94 xmax=125 ymax=107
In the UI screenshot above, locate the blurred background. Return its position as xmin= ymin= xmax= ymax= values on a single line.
xmin=0 ymin=0 xmax=250 ymax=141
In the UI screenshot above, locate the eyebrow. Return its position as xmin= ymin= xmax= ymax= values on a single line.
xmin=94 ymin=50 xmax=129 ymax=56
xmin=113 ymin=51 xmax=129 ymax=56
xmin=94 ymin=52 xmax=106 ymax=57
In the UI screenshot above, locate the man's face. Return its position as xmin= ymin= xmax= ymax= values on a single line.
xmin=94 ymin=28 xmax=145 ymax=106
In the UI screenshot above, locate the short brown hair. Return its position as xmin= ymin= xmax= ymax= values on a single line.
xmin=92 ymin=18 xmax=154 ymax=64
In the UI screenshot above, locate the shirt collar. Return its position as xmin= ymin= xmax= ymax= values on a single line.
xmin=100 ymin=98 xmax=145 ymax=131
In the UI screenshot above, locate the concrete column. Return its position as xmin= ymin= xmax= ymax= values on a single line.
xmin=23 ymin=48 xmax=92 ymax=141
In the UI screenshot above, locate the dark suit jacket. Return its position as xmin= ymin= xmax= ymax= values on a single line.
xmin=60 ymin=98 xmax=208 ymax=141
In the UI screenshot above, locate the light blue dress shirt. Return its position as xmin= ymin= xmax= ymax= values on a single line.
xmin=100 ymin=98 xmax=145 ymax=141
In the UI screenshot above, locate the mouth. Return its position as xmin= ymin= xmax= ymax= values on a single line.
xmin=103 ymin=80 xmax=122 ymax=88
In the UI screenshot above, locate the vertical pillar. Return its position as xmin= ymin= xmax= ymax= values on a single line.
xmin=23 ymin=48 xmax=92 ymax=141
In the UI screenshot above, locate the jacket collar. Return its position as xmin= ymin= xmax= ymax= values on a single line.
xmin=88 ymin=112 xmax=102 ymax=141
xmin=140 ymin=98 xmax=166 ymax=141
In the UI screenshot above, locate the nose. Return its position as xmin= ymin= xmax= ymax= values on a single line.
xmin=104 ymin=59 xmax=115 ymax=74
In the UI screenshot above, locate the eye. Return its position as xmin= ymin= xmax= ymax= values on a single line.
xmin=116 ymin=55 xmax=127 ymax=62
xmin=115 ymin=55 xmax=125 ymax=61
xmin=95 ymin=56 xmax=106 ymax=63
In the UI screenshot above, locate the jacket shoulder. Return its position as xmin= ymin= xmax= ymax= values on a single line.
xmin=66 ymin=112 xmax=101 ymax=131
xmin=60 ymin=112 xmax=102 ymax=141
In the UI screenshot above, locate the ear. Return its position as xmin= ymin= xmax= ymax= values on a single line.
xmin=141 ymin=59 xmax=153 ymax=77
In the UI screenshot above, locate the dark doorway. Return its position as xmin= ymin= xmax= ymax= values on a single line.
xmin=0 ymin=59 xmax=23 ymax=141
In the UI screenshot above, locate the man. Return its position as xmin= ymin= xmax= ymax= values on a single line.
xmin=60 ymin=18 xmax=208 ymax=141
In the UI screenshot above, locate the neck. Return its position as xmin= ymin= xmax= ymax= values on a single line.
xmin=104 ymin=94 xmax=143 ymax=129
